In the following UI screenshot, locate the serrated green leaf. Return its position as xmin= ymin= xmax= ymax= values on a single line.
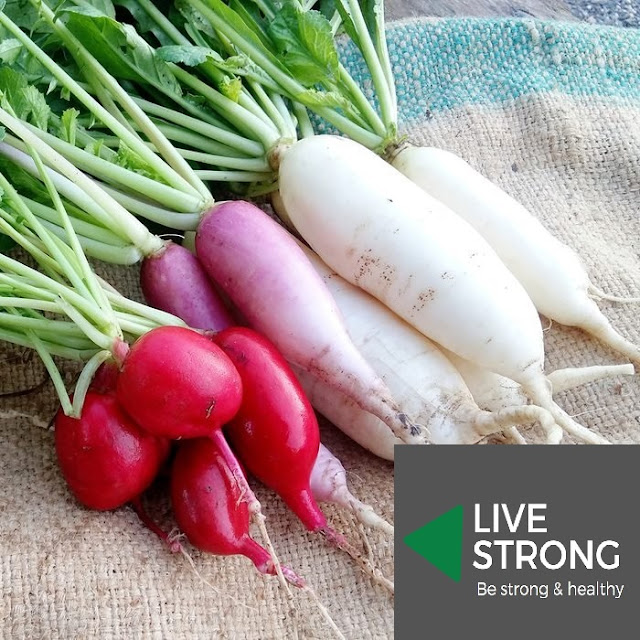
xmin=0 ymin=67 xmax=30 ymax=119
xmin=114 ymin=142 xmax=169 ymax=184
xmin=156 ymin=44 xmax=212 ymax=67
xmin=0 ymin=38 xmax=22 ymax=66
xmin=298 ymin=9 xmax=340 ymax=76
xmin=61 ymin=6 xmax=183 ymax=96
xmin=84 ymin=137 xmax=104 ymax=158
xmin=22 ymin=85 xmax=50 ymax=130
xmin=295 ymin=87 xmax=354 ymax=111
xmin=2 ymin=0 xmax=46 ymax=32
xmin=269 ymin=5 xmax=339 ymax=87
xmin=59 ymin=108 xmax=80 ymax=146
xmin=181 ymin=0 xmax=286 ymax=74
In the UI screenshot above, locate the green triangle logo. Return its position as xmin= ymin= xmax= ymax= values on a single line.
xmin=403 ymin=505 xmax=464 ymax=582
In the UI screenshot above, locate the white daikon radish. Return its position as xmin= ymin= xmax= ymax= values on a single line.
xmin=392 ymin=146 xmax=640 ymax=362
xmin=295 ymin=244 xmax=565 ymax=454
xmin=278 ymin=135 xmax=607 ymax=444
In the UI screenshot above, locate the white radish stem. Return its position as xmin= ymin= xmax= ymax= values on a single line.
xmin=311 ymin=444 xmax=394 ymax=535
xmin=548 ymin=363 xmax=635 ymax=393
xmin=392 ymin=146 xmax=640 ymax=362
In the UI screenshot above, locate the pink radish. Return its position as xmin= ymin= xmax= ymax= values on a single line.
xmin=194 ymin=199 xmax=421 ymax=445
xmin=171 ymin=437 xmax=304 ymax=587
xmin=115 ymin=326 xmax=298 ymax=590
xmin=212 ymin=326 xmax=324 ymax=531
xmin=140 ymin=241 xmax=234 ymax=332
xmin=311 ymin=444 xmax=393 ymax=535
xmin=54 ymin=391 xmax=169 ymax=511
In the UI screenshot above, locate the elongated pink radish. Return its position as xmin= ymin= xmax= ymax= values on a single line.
xmin=392 ymin=146 xmax=640 ymax=362
xmin=294 ymin=245 xmax=563 ymax=451
xmin=194 ymin=199 xmax=421 ymax=444
xmin=171 ymin=437 xmax=304 ymax=587
xmin=212 ymin=326 xmax=324 ymax=532
xmin=310 ymin=444 xmax=393 ymax=535
xmin=140 ymin=241 xmax=234 ymax=331
xmin=278 ymin=135 xmax=607 ymax=444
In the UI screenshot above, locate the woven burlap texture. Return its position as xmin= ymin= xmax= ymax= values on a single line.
xmin=2 ymin=23 xmax=640 ymax=640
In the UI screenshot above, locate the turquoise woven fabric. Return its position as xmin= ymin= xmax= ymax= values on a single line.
xmin=340 ymin=18 xmax=640 ymax=127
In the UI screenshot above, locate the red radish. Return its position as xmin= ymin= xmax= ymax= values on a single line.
xmin=171 ymin=437 xmax=304 ymax=587
xmin=212 ymin=326 xmax=325 ymax=531
xmin=211 ymin=327 xmax=394 ymax=593
xmin=116 ymin=326 xmax=243 ymax=440
xmin=140 ymin=241 xmax=234 ymax=332
xmin=54 ymin=391 xmax=169 ymax=511
xmin=195 ymin=200 xmax=421 ymax=445
xmin=116 ymin=327 xmax=294 ymax=586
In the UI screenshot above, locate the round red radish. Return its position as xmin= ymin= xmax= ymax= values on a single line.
xmin=171 ymin=438 xmax=276 ymax=570
xmin=212 ymin=327 xmax=327 ymax=533
xmin=116 ymin=326 xmax=243 ymax=440
xmin=54 ymin=391 xmax=169 ymax=510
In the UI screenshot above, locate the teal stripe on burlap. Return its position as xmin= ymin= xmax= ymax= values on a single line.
xmin=338 ymin=18 xmax=640 ymax=126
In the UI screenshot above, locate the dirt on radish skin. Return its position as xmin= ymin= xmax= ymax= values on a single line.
xmin=54 ymin=391 xmax=170 ymax=510
xmin=392 ymin=145 xmax=640 ymax=363
xmin=278 ymin=135 xmax=607 ymax=445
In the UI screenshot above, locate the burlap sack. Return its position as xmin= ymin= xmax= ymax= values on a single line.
xmin=1 ymin=18 xmax=639 ymax=640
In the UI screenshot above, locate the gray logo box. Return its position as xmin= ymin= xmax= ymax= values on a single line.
xmin=395 ymin=446 xmax=639 ymax=639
